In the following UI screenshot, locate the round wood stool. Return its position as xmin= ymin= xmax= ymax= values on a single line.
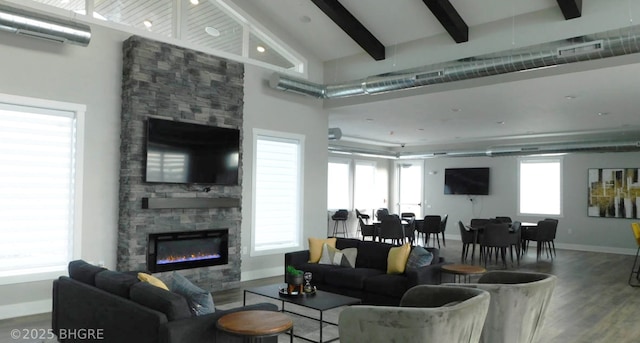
xmin=441 ymin=264 xmax=487 ymax=283
xmin=216 ymin=310 xmax=293 ymax=342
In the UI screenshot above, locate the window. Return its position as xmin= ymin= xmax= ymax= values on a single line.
xmin=252 ymin=130 xmax=304 ymax=255
xmin=0 ymin=94 xmax=84 ymax=284
xmin=519 ymin=157 xmax=562 ymax=216
xmin=354 ymin=161 xmax=376 ymax=211
xmin=327 ymin=159 xmax=350 ymax=210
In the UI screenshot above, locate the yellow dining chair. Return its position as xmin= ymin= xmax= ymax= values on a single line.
xmin=629 ymin=222 xmax=640 ymax=287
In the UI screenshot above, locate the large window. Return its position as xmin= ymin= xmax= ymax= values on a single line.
xmin=354 ymin=161 xmax=376 ymax=211
xmin=0 ymin=94 xmax=84 ymax=284
xmin=327 ymin=159 xmax=350 ymax=210
xmin=519 ymin=157 xmax=562 ymax=216
xmin=252 ymin=130 xmax=304 ymax=255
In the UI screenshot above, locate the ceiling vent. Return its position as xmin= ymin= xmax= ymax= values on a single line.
xmin=271 ymin=24 xmax=640 ymax=99
xmin=0 ymin=4 xmax=91 ymax=46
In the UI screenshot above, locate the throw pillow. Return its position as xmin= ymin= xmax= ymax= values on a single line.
xmin=308 ymin=237 xmax=337 ymax=263
xmin=137 ymin=272 xmax=169 ymax=291
xmin=387 ymin=244 xmax=411 ymax=274
xmin=405 ymin=246 xmax=434 ymax=270
xmin=318 ymin=243 xmax=357 ymax=268
xmin=170 ymin=272 xmax=215 ymax=316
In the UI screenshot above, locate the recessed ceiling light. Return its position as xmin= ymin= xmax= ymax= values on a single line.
xmin=598 ymin=112 xmax=610 ymax=116
xmin=190 ymin=0 xmax=199 ymax=4
xmin=564 ymin=95 xmax=576 ymax=100
xmin=365 ymin=118 xmax=374 ymax=122
xmin=300 ymin=15 xmax=311 ymax=23
xmin=417 ymin=128 xmax=424 ymax=131
xmin=256 ymin=45 xmax=266 ymax=53
xmin=205 ymin=26 xmax=220 ymax=37
xmin=451 ymin=108 xmax=461 ymax=112
xmin=143 ymin=19 xmax=152 ymax=28
xmin=497 ymin=121 xmax=505 ymax=125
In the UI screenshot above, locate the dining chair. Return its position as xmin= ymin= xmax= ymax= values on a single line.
xmin=355 ymin=209 xmax=371 ymax=237
xmin=532 ymin=220 xmax=558 ymax=260
xmin=358 ymin=217 xmax=376 ymax=241
xmin=439 ymin=214 xmax=448 ymax=247
xmin=421 ymin=215 xmax=442 ymax=248
xmin=494 ymin=216 xmax=512 ymax=224
xmin=379 ymin=215 xmax=405 ymax=245
xmin=508 ymin=221 xmax=522 ymax=265
xmin=479 ymin=223 xmax=512 ymax=268
xmin=375 ymin=208 xmax=390 ymax=221
xmin=628 ymin=222 xmax=640 ymax=287
xmin=458 ymin=220 xmax=475 ymax=262
xmin=401 ymin=212 xmax=416 ymax=244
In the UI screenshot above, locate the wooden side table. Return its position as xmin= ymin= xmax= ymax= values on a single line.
xmin=441 ymin=264 xmax=487 ymax=283
xmin=216 ymin=310 xmax=293 ymax=343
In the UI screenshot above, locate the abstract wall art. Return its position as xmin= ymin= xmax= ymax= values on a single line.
xmin=588 ymin=168 xmax=640 ymax=218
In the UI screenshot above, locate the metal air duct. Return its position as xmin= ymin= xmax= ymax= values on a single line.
xmin=0 ymin=4 xmax=91 ymax=46
xmin=271 ymin=24 xmax=640 ymax=99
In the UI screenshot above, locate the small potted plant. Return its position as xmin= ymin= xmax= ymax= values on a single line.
xmin=285 ymin=265 xmax=304 ymax=294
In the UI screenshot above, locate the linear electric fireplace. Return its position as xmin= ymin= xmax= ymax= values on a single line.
xmin=147 ymin=229 xmax=229 ymax=273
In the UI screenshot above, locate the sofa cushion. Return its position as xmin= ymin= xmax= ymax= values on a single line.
xmin=406 ymin=246 xmax=434 ymax=270
xmin=170 ymin=272 xmax=215 ymax=316
xmin=293 ymin=263 xmax=341 ymax=284
xmin=129 ymin=281 xmax=192 ymax=321
xmin=335 ymin=238 xmax=361 ymax=250
xmin=308 ymin=237 xmax=337 ymax=263
xmin=355 ymin=241 xmax=393 ymax=270
xmin=426 ymin=247 xmax=440 ymax=264
xmin=364 ymin=273 xmax=410 ymax=298
xmin=325 ymin=268 xmax=385 ymax=290
xmin=68 ymin=260 xmax=107 ymax=286
xmin=94 ymin=270 xmax=139 ymax=298
xmin=387 ymin=244 xmax=411 ymax=274
xmin=138 ymin=272 xmax=169 ymax=290
xmin=319 ymin=243 xmax=357 ymax=268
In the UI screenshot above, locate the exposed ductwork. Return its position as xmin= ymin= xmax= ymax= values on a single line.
xmin=271 ymin=24 xmax=640 ymax=99
xmin=331 ymin=140 xmax=640 ymax=159
xmin=0 ymin=4 xmax=91 ymax=46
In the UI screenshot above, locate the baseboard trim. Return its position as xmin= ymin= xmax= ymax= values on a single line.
xmin=241 ymin=266 xmax=282 ymax=282
xmin=0 ymin=299 xmax=50 ymax=320
xmin=445 ymin=234 xmax=636 ymax=255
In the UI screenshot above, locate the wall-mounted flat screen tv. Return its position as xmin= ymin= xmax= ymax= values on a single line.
xmin=145 ymin=117 xmax=239 ymax=185
xmin=444 ymin=167 xmax=490 ymax=195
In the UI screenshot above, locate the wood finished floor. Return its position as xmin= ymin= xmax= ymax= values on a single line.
xmin=1 ymin=239 xmax=639 ymax=343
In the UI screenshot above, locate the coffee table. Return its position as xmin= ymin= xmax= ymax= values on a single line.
xmin=244 ymin=284 xmax=361 ymax=343
xmin=216 ymin=310 xmax=293 ymax=343
xmin=441 ymin=264 xmax=487 ymax=283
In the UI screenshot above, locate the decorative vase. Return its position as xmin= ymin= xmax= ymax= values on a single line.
xmin=285 ymin=273 xmax=304 ymax=294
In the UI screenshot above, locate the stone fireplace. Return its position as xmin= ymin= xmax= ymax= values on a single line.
xmin=117 ymin=35 xmax=244 ymax=291
xmin=147 ymin=229 xmax=229 ymax=273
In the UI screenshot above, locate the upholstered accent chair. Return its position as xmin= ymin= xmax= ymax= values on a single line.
xmin=456 ymin=271 xmax=557 ymax=343
xmin=338 ymin=285 xmax=490 ymax=343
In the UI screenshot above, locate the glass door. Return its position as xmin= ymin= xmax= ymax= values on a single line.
xmin=396 ymin=161 xmax=423 ymax=217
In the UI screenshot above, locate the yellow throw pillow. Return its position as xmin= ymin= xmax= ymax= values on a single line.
xmin=387 ymin=244 xmax=411 ymax=274
xmin=138 ymin=272 xmax=169 ymax=290
xmin=308 ymin=237 xmax=337 ymax=263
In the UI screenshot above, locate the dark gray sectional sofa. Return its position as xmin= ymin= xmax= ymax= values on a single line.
xmin=284 ymin=238 xmax=444 ymax=306
xmin=52 ymin=260 xmax=277 ymax=343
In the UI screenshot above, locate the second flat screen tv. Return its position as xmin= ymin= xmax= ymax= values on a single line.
xmin=145 ymin=118 xmax=240 ymax=185
xmin=444 ymin=168 xmax=490 ymax=195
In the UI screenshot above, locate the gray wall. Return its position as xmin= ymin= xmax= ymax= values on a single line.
xmin=420 ymin=152 xmax=640 ymax=253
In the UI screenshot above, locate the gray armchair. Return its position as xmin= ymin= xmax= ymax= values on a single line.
xmin=338 ymin=285 xmax=490 ymax=343
xmin=455 ymin=271 xmax=557 ymax=343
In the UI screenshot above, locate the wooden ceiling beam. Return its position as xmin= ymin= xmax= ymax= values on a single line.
xmin=311 ymin=0 xmax=385 ymax=61
xmin=556 ymin=0 xmax=582 ymax=20
xmin=423 ymin=0 xmax=468 ymax=43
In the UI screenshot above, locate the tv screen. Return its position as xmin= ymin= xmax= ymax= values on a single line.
xmin=444 ymin=168 xmax=490 ymax=195
xmin=145 ymin=118 xmax=239 ymax=185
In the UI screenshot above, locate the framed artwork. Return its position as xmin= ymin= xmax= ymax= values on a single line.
xmin=588 ymin=168 xmax=640 ymax=218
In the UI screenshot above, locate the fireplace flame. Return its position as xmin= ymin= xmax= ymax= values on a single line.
xmin=158 ymin=252 xmax=221 ymax=265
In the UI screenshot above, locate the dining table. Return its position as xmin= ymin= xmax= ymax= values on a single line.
xmin=467 ymin=220 xmax=538 ymax=261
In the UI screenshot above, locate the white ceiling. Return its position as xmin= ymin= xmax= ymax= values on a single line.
xmin=239 ymin=0 xmax=640 ymax=152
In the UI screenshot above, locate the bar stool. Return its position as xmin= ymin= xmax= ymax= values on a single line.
xmin=331 ymin=209 xmax=349 ymax=237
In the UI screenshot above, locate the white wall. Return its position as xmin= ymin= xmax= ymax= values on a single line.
xmin=241 ymin=64 xmax=327 ymax=280
xmin=420 ymin=152 xmax=640 ymax=254
xmin=0 ymin=26 xmax=126 ymax=318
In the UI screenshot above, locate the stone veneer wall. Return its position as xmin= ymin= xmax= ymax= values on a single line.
xmin=117 ymin=35 xmax=244 ymax=291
